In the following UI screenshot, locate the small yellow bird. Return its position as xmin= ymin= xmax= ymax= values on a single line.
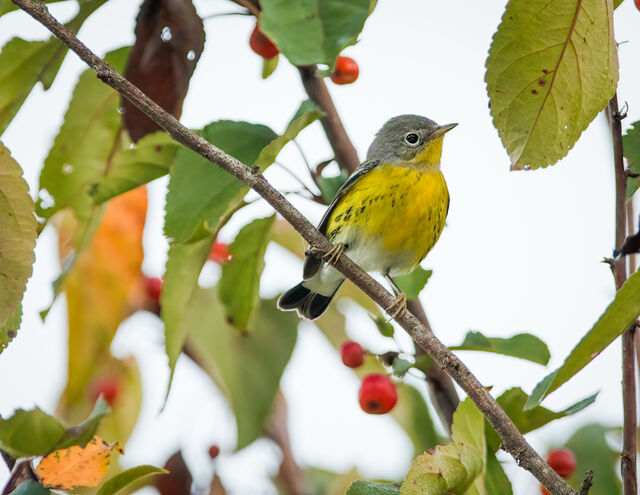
xmin=278 ymin=114 xmax=456 ymax=320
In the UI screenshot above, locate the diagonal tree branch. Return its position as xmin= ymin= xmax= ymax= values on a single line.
xmin=11 ymin=1 xmax=576 ymax=493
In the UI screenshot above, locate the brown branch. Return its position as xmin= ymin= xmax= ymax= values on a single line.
xmin=266 ymin=393 xmax=305 ymax=495
xmin=298 ymin=66 xmax=360 ymax=175
xmin=11 ymin=2 xmax=577 ymax=493
xmin=607 ymin=94 xmax=637 ymax=495
xmin=1 ymin=459 xmax=37 ymax=495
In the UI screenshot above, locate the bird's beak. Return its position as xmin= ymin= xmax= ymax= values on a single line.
xmin=430 ymin=123 xmax=458 ymax=139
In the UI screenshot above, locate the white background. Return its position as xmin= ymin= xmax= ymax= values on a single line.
xmin=1 ymin=0 xmax=640 ymax=493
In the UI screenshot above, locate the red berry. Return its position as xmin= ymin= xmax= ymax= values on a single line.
xmin=249 ymin=24 xmax=278 ymax=59
xmin=330 ymin=56 xmax=359 ymax=85
xmin=143 ymin=275 xmax=163 ymax=314
xmin=208 ymin=242 xmax=231 ymax=264
xmin=540 ymin=486 xmax=551 ymax=495
xmin=635 ymin=0 xmax=640 ymax=11
xmin=547 ymin=448 xmax=577 ymax=478
xmin=145 ymin=276 xmax=163 ymax=303
xmin=89 ymin=376 xmax=120 ymax=405
xmin=208 ymin=445 xmax=220 ymax=459
xmin=340 ymin=341 xmax=364 ymax=368
xmin=358 ymin=374 xmax=397 ymax=414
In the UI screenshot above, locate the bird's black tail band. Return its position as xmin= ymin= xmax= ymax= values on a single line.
xmin=277 ymin=281 xmax=343 ymax=320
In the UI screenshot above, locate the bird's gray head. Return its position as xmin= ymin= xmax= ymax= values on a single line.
xmin=366 ymin=114 xmax=457 ymax=165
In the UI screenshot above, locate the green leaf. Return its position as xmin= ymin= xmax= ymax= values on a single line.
xmin=0 ymin=408 xmax=65 ymax=458
xmin=254 ymin=100 xmax=323 ymax=169
xmin=0 ymin=39 xmax=56 ymax=134
xmin=219 ymin=215 xmax=275 ymax=332
xmin=393 ymin=267 xmax=432 ymax=300
xmin=37 ymin=47 xmax=130 ymax=221
xmin=624 ymin=121 xmax=640 ymax=198
xmin=164 ymin=121 xmax=276 ymax=243
xmin=89 ymin=132 xmax=180 ymax=203
xmin=317 ymin=170 xmax=349 ymax=204
xmin=54 ymin=397 xmax=110 ymax=450
xmin=0 ymin=2 xmax=107 ymax=133
xmin=484 ymin=450 xmax=512 ymax=495
xmin=96 ymin=465 xmax=168 ymax=495
xmin=8 ymin=480 xmax=51 ymax=495
xmin=526 ymin=269 xmax=640 ymax=408
xmin=262 ymin=54 xmax=279 ymax=79
xmin=161 ymin=234 xmax=215 ymax=385
xmin=450 ymin=331 xmax=550 ymax=365
xmin=1 ymin=305 xmax=22 ymax=355
xmin=259 ymin=0 xmax=371 ymax=66
xmin=0 ymin=398 xmax=111 ymax=458
xmin=187 ymin=291 xmax=298 ymax=449
xmin=0 ymin=143 xmax=36 ymax=331
xmin=347 ymin=481 xmax=401 ymax=495
xmin=485 ymin=0 xmax=618 ymax=169
xmin=451 ymin=398 xmax=486 ymax=495
xmin=391 ymin=358 xmax=412 ymax=377
xmin=564 ymin=424 xmax=620 ymax=495
xmin=400 ymin=442 xmax=484 ymax=495
xmin=370 ymin=314 xmax=394 ymax=338
xmin=486 ymin=387 xmax=596 ymax=451
xmin=392 ymin=383 xmax=439 ymax=457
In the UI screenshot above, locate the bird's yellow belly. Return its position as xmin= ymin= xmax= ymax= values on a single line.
xmin=326 ymin=163 xmax=449 ymax=273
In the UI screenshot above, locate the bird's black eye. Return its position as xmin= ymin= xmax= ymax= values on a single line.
xmin=404 ymin=133 xmax=419 ymax=145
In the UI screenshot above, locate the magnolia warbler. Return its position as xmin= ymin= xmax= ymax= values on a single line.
xmin=278 ymin=115 xmax=456 ymax=320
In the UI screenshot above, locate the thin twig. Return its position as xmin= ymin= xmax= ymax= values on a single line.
xmin=10 ymin=2 xmax=576 ymax=493
xmin=607 ymin=94 xmax=637 ymax=495
xmin=577 ymin=470 xmax=594 ymax=495
xmin=298 ymin=65 xmax=360 ymax=175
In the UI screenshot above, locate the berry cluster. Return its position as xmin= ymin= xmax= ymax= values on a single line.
xmin=249 ymin=23 xmax=360 ymax=85
xmin=340 ymin=341 xmax=398 ymax=415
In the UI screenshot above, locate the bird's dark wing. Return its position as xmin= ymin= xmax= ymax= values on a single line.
xmin=302 ymin=159 xmax=381 ymax=279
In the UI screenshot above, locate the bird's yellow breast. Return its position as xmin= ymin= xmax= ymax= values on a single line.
xmin=326 ymin=163 xmax=449 ymax=270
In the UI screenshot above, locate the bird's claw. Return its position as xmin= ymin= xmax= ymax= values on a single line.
xmin=387 ymin=292 xmax=407 ymax=319
xmin=322 ymin=242 xmax=345 ymax=266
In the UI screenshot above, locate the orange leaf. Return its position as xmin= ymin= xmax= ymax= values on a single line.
xmin=36 ymin=435 xmax=124 ymax=490
xmin=58 ymin=187 xmax=147 ymax=410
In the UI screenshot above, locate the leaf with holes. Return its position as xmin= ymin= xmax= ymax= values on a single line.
xmin=0 ymin=143 xmax=35 ymax=333
xmin=36 ymin=436 xmax=123 ymax=490
xmin=219 ymin=215 xmax=275 ymax=332
xmin=486 ymin=0 xmax=618 ymax=169
xmin=450 ymin=331 xmax=550 ymax=365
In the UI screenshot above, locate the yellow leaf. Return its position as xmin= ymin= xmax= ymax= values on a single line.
xmin=36 ymin=435 xmax=124 ymax=489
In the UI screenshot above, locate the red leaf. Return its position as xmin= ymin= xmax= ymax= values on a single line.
xmin=123 ymin=0 xmax=205 ymax=141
